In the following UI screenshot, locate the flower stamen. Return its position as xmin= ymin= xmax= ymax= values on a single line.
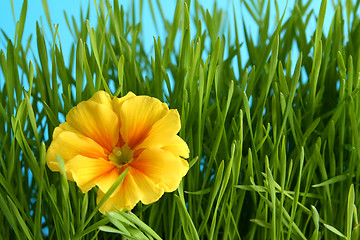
xmin=108 ymin=144 xmax=133 ymax=167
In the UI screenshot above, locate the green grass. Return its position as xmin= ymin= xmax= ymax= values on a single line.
xmin=1 ymin=0 xmax=360 ymax=239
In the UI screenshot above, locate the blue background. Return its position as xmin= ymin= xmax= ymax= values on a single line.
xmin=0 ymin=0 xmax=338 ymax=72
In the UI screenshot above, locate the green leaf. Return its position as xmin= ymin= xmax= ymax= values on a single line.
xmin=15 ymin=0 xmax=27 ymax=53
xmin=324 ymin=224 xmax=347 ymax=239
xmin=175 ymin=195 xmax=200 ymax=240
xmin=7 ymin=196 xmax=33 ymax=240
xmin=312 ymin=174 xmax=348 ymax=187
xmin=42 ymin=100 xmax=60 ymax=127
xmin=347 ymin=184 xmax=355 ymax=240
xmin=106 ymin=212 xmax=132 ymax=236
xmin=83 ymin=168 xmax=129 ymax=228
xmin=76 ymin=38 xmax=84 ymax=103
xmin=311 ymin=206 xmax=319 ymax=240
xmin=185 ymin=188 xmax=211 ymax=195
xmin=41 ymin=0 xmax=54 ymax=35
xmin=116 ymin=211 xmax=162 ymax=240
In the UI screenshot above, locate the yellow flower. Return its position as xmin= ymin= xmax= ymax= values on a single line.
xmin=46 ymin=91 xmax=189 ymax=213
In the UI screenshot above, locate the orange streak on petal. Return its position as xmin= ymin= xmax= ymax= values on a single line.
xmin=130 ymin=168 xmax=164 ymax=204
xmin=97 ymin=171 xmax=140 ymax=212
xmin=65 ymin=93 xmax=119 ymax=152
xmin=112 ymin=91 xmax=136 ymax=133
xmin=65 ymin=155 xmax=116 ymax=193
xmin=95 ymin=167 xmax=120 ymax=194
xmin=130 ymin=148 xmax=189 ymax=192
xmin=97 ymin=168 xmax=164 ymax=213
xmin=46 ymin=127 xmax=108 ymax=176
xmin=119 ymin=96 xmax=169 ymax=149
xmin=136 ymin=109 xmax=182 ymax=150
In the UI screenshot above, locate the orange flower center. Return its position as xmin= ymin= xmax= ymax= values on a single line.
xmin=108 ymin=144 xmax=133 ymax=167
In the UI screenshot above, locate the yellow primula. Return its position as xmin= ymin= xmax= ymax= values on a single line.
xmin=46 ymin=91 xmax=189 ymax=213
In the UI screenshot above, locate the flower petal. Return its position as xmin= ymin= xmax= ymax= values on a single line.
xmin=46 ymin=125 xmax=107 ymax=177
xmin=65 ymin=155 xmax=116 ymax=193
xmin=161 ymin=135 xmax=190 ymax=158
xmin=130 ymin=168 xmax=164 ymax=204
xmin=136 ymin=109 xmax=182 ymax=150
xmin=112 ymin=92 xmax=136 ymax=123
xmin=119 ymin=95 xmax=169 ymax=148
xmin=65 ymin=92 xmax=119 ymax=152
xmin=97 ymin=168 xmax=164 ymax=213
xmin=130 ymin=148 xmax=188 ymax=192
xmin=88 ymin=90 xmax=113 ymax=109
xmin=97 ymin=173 xmax=139 ymax=212
xmin=93 ymin=167 xmax=120 ymax=193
